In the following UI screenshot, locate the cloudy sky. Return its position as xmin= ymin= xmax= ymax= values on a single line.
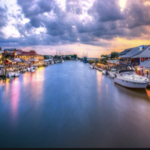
xmin=0 ymin=0 xmax=150 ymax=57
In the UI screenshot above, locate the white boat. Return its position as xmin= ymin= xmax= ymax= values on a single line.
xmin=89 ymin=65 xmax=94 ymax=69
xmin=50 ymin=61 xmax=54 ymax=65
xmin=114 ymin=70 xmax=149 ymax=89
xmin=30 ymin=68 xmax=36 ymax=73
xmin=27 ymin=68 xmax=31 ymax=72
xmin=7 ymin=72 xmax=14 ymax=78
xmin=14 ymin=72 xmax=20 ymax=77
xmin=108 ymin=69 xmax=117 ymax=78
xmin=102 ymin=70 xmax=108 ymax=75
xmin=7 ymin=72 xmax=20 ymax=77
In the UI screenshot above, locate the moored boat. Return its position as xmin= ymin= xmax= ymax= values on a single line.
xmin=30 ymin=67 xmax=36 ymax=73
xmin=7 ymin=71 xmax=20 ymax=77
xmin=89 ymin=65 xmax=94 ymax=69
xmin=114 ymin=70 xmax=149 ymax=89
xmin=14 ymin=72 xmax=20 ymax=77
xmin=108 ymin=69 xmax=117 ymax=78
xmin=102 ymin=70 xmax=108 ymax=75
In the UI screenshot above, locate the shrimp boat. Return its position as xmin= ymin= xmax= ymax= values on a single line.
xmin=114 ymin=70 xmax=149 ymax=89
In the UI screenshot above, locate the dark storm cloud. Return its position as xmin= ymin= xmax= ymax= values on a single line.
xmin=125 ymin=1 xmax=150 ymax=29
xmin=16 ymin=0 xmax=128 ymax=44
xmin=0 ymin=6 xmax=8 ymax=28
xmin=88 ymin=0 xmax=124 ymax=22
xmin=1 ymin=0 xmax=150 ymax=47
xmin=17 ymin=0 xmax=55 ymax=18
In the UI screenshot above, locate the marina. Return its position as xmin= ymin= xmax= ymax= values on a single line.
xmin=1 ymin=61 xmax=150 ymax=148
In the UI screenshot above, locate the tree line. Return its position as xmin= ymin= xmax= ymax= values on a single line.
xmin=88 ymin=52 xmax=119 ymax=65
xmin=44 ymin=54 xmax=78 ymax=60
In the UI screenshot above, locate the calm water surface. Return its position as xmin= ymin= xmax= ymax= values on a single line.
xmin=0 ymin=61 xmax=150 ymax=148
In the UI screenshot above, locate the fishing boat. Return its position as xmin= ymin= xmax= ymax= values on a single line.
xmin=114 ymin=70 xmax=149 ymax=89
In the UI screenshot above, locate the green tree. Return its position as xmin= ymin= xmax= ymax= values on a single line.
xmin=111 ymin=52 xmax=119 ymax=59
xmin=65 ymin=55 xmax=70 ymax=60
xmin=88 ymin=60 xmax=95 ymax=64
xmin=101 ymin=54 xmax=108 ymax=58
xmin=44 ymin=55 xmax=48 ymax=60
xmin=0 ymin=47 xmax=2 ymax=51
xmin=100 ymin=54 xmax=108 ymax=65
xmin=73 ymin=54 xmax=77 ymax=59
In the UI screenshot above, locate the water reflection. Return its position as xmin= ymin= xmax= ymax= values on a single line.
xmin=1 ymin=62 xmax=150 ymax=148
xmin=146 ymin=89 xmax=150 ymax=100
xmin=96 ymin=71 xmax=103 ymax=92
xmin=11 ymin=78 xmax=20 ymax=123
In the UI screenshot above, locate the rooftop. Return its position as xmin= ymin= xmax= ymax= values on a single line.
xmin=120 ymin=45 xmax=150 ymax=58
xmin=119 ymin=48 xmax=133 ymax=56
xmin=3 ymin=48 xmax=16 ymax=51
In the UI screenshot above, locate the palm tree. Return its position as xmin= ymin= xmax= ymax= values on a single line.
xmin=0 ymin=47 xmax=2 ymax=51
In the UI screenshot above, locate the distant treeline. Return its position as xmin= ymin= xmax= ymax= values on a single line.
xmin=87 ymin=52 xmax=119 ymax=65
xmin=44 ymin=54 xmax=78 ymax=60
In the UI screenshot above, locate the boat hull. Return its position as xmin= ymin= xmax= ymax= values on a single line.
xmin=114 ymin=78 xmax=148 ymax=89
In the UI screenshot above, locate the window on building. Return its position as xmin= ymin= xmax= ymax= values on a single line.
xmin=141 ymin=58 xmax=144 ymax=62
xmin=145 ymin=58 xmax=149 ymax=61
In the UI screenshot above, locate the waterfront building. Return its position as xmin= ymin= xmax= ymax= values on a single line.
xmin=119 ymin=46 xmax=150 ymax=66
xmin=3 ymin=49 xmax=44 ymax=66
xmin=0 ymin=52 xmax=3 ymax=65
xmin=119 ymin=45 xmax=150 ymax=77
xmin=119 ymin=48 xmax=132 ymax=56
